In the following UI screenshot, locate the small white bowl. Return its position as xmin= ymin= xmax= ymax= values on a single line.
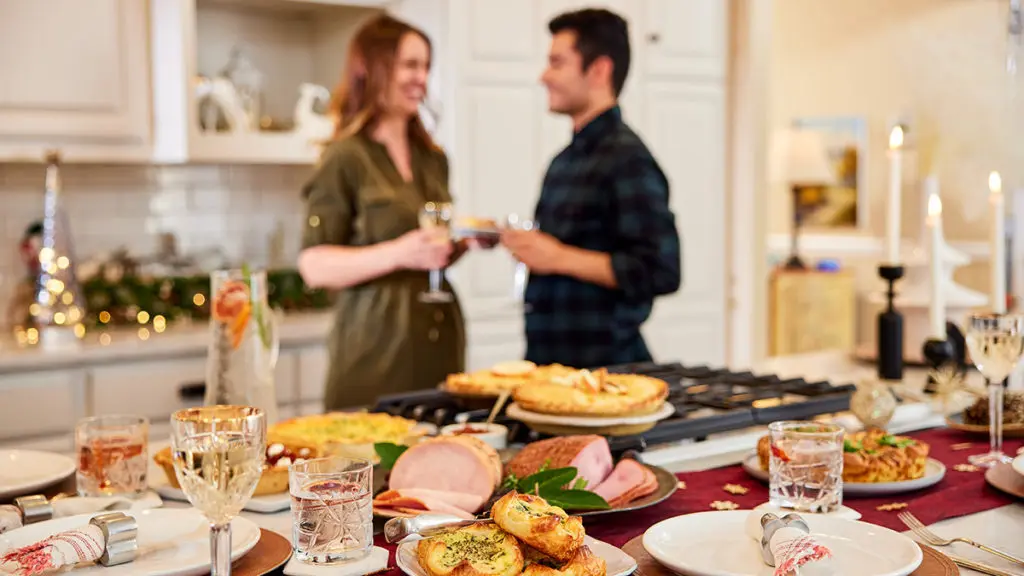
xmin=439 ymin=422 xmax=508 ymax=450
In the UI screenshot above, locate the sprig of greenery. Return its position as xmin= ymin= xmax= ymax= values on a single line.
xmin=502 ymin=466 xmax=609 ymax=511
xmin=374 ymin=442 xmax=408 ymax=470
xmin=241 ymin=263 xmax=272 ymax=349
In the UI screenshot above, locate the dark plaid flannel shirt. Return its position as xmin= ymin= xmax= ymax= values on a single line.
xmin=524 ymin=106 xmax=681 ymax=368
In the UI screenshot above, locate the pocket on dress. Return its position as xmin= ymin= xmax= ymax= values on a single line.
xmin=359 ymin=187 xmax=416 ymax=242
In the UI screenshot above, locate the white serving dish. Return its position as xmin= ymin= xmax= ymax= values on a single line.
xmin=438 ymin=422 xmax=508 ymax=450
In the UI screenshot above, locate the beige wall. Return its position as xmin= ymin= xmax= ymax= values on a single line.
xmin=770 ymin=0 xmax=1020 ymax=283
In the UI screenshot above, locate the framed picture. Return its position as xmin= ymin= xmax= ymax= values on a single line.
xmin=791 ymin=116 xmax=868 ymax=231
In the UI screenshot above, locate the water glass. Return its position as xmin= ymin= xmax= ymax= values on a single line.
xmin=171 ymin=405 xmax=266 ymax=576
xmin=768 ymin=421 xmax=844 ymax=513
xmin=504 ymin=214 xmax=535 ymax=306
xmin=289 ymin=456 xmax=373 ymax=564
xmin=75 ymin=415 xmax=149 ymax=497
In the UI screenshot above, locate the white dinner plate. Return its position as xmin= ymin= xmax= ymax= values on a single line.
xmin=506 ymin=402 xmax=675 ymax=427
xmin=643 ymin=510 xmax=922 ymax=576
xmin=1012 ymin=454 xmax=1024 ymax=477
xmin=741 ymin=453 xmax=947 ymax=495
xmin=396 ymin=535 xmax=636 ymax=576
xmin=0 ymin=449 xmax=76 ymax=499
xmin=0 ymin=508 xmax=260 ymax=576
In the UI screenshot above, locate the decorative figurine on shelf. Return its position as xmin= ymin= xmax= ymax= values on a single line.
xmin=32 ymin=151 xmax=86 ymax=349
xmin=195 ymin=76 xmax=252 ymax=133
xmin=218 ymin=45 xmax=264 ymax=131
xmin=204 ymin=267 xmax=280 ymax=424
xmin=850 ymin=379 xmax=898 ymax=429
xmin=293 ymin=83 xmax=334 ymax=144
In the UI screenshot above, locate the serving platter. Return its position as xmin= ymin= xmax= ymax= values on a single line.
xmin=578 ymin=462 xmax=678 ymax=517
xmin=507 ymin=402 xmax=675 ymax=436
xmin=945 ymin=412 xmax=1024 ymax=438
xmin=397 ymin=535 xmax=637 ymax=576
xmin=741 ymin=453 xmax=947 ymax=495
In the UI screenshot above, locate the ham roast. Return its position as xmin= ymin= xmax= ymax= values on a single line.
xmin=389 ymin=436 xmax=502 ymax=503
xmin=505 ymin=435 xmax=613 ymax=489
xmin=592 ymin=459 xmax=659 ymax=507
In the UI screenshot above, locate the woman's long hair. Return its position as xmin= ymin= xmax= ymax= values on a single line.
xmin=328 ymin=15 xmax=438 ymax=151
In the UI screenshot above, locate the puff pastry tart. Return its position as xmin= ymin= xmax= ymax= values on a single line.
xmin=491 ymin=491 xmax=585 ymax=563
xmin=521 ymin=544 xmax=606 ymax=576
xmin=445 ymin=363 xmax=577 ymax=397
xmin=416 ymin=523 xmax=524 ymax=576
xmin=511 ymin=369 xmax=668 ymax=417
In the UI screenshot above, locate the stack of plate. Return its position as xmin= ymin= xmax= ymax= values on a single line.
xmin=506 ymin=402 xmax=675 ymax=436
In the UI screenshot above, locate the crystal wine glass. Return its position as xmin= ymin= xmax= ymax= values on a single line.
xmin=964 ymin=313 xmax=1024 ymax=467
xmin=170 ymin=405 xmax=266 ymax=575
xmin=504 ymin=214 xmax=535 ymax=307
xmin=418 ymin=202 xmax=454 ymax=303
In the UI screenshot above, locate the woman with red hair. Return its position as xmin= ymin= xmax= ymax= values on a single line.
xmin=298 ymin=15 xmax=465 ymax=409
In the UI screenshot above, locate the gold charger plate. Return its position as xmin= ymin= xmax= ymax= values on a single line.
xmin=945 ymin=412 xmax=1024 ymax=438
xmin=232 ymin=529 xmax=292 ymax=575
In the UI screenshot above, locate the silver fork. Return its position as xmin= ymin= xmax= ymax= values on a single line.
xmin=898 ymin=511 xmax=1024 ymax=566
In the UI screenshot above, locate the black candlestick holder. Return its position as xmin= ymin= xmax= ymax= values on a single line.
xmin=877 ymin=265 xmax=905 ymax=381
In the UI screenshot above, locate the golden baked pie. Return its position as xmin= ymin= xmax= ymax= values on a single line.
xmin=511 ymin=369 xmax=668 ymax=416
xmin=491 ymin=491 xmax=585 ymax=563
xmin=153 ymin=439 xmax=320 ymax=496
xmin=756 ymin=428 xmax=929 ymax=483
xmin=416 ymin=522 xmax=524 ymax=576
xmin=269 ymin=411 xmax=424 ymax=461
xmin=445 ymin=362 xmax=577 ymax=397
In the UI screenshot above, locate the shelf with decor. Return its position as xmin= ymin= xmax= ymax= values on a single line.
xmin=151 ymin=0 xmax=386 ymax=164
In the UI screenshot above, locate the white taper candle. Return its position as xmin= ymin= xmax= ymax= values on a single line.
xmin=885 ymin=127 xmax=904 ymax=265
xmin=927 ymin=192 xmax=945 ymax=339
xmin=990 ymin=171 xmax=1006 ymax=314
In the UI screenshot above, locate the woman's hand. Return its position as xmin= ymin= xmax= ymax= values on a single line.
xmin=389 ymin=229 xmax=453 ymax=271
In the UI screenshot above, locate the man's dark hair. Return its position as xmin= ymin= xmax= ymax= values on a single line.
xmin=548 ymin=8 xmax=631 ymax=96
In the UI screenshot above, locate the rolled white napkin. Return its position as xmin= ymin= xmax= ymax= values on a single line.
xmin=0 ymin=524 xmax=105 ymax=575
xmin=0 ymin=492 xmax=161 ymax=535
xmin=744 ymin=511 xmax=836 ymax=576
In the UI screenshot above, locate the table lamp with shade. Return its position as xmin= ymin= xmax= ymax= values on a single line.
xmin=771 ymin=128 xmax=837 ymax=269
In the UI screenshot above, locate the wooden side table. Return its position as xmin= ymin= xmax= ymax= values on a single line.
xmin=769 ymin=268 xmax=855 ymax=356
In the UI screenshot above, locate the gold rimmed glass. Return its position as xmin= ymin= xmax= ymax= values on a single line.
xmin=964 ymin=313 xmax=1024 ymax=467
xmin=170 ymin=405 xmax=266 ymax=575
xmin=418 ymin=202 xmax=454 ymax=304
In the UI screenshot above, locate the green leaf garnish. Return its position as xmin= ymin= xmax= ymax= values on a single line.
xmin=374 ymin=442 xmax=408 ymax=470
xmin=543 ymin=490 xmax=610 ymax=510
xmin=241 ymin=263 xmax=272 ymax=350
xmin=843 ymin=439 xmax=862 ymax=453
xmin=878 ymin=435 xmax=915 ymax=448
xmin=519 ymin=467 xmax=578 ymax=493
xmin=508 ymin=466 xmax=610 ymax=511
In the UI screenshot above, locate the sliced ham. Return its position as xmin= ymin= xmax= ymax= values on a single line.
xmin=390 ymin=488 xmax=485 ymax=514
xmin=389 ymin=436 xmax=502 ymax=502
xmin=372 ymin=489 xmax=475 ymax=519
xmin=592 ymin=459 xmax=659 ymax=507
xmin=505 ymin=435 xmax=613 ymax=489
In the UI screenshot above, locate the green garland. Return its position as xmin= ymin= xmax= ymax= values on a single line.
xmin=79 ymin=268 xmax=331 ymax=329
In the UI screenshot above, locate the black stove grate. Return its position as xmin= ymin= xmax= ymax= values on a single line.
xmin=371 ymin=361 xmax=858 ymax=457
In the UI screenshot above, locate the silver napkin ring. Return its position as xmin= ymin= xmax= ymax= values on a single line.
xmin=13 ymin=495 xmax=52 ymax=525
xmin=89 ymin=512 xmax=138 ymax=566
xmin=759 ymin=512 xmax=810 ymax=566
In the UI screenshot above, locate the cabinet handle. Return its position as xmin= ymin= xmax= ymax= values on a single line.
xmin=647 ymin=32 xmax=661 ymax=44
xmin=178 ymin=382 xmax=206 ymax=400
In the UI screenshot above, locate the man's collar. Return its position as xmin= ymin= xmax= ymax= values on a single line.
xmin=571 ymin=105 xmax=621 ymax=149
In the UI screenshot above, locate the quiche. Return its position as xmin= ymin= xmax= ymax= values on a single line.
xmin=154 ymin=439 xmax=320 ymax=496
xmin=416 ymin=523 xmax=524 ymax=576
xmin=269 ymin=411 xmax=424 ymax=461
xmin=445 ymin=362 xmax=577 ymax=397
xmin=756 ymin=428 xmax=930 ymax=483
xmin=511 ymin=369 xmax=668 ymax=416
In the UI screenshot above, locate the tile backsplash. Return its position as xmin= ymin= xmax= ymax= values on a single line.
xmin=0 ymin=163 xmax=314 ymax=327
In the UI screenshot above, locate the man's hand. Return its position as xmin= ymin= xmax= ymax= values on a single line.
xmin=501 ymin=229 xmax=568 ymax=275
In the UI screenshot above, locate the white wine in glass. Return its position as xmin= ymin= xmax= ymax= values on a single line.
xmin=171 ymin=405 xmax=266 ymax=575
xmin=418 ymin=202 xmax=454 ymax=304
xmin=964 ymin=314 xmax=1024 ymax=467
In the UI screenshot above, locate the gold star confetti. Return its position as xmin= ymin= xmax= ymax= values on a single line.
xmin=723 ymin=483 xmax=749 ymax=495
xmin=710 ymin=500 xmax=740 ymax=511
xmin=876 ymin=502 xmax=909 ymax=511
xmin=954 ymin=464 xmax=980 ymax=472
xmin=677 ymin=481 xmax=687 ymax=490
xmin=951 ymin=443 xmax=973 ymax=451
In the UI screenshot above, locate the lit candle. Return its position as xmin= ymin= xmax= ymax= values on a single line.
xmin=990 ymin=171 xmax=1006 ymax=314
xmin=886 ymin=126 xmax=904 ymax=264
xmin=927 ymin=192 xmax=945 ymax=339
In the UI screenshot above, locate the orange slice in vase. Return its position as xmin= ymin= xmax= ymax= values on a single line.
xmin=212 ymin=280 xmax=252 ymax=349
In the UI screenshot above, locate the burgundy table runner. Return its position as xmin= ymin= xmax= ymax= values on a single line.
xmin=370 ymin=427 xmax=1022 ymax=572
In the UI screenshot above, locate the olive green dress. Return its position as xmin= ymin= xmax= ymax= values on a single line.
xmin=301 ymin=133 xmax=466 ymax=410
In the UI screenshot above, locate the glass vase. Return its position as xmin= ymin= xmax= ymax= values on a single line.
xmin=205 ymin=269 xmax=280 ymax=424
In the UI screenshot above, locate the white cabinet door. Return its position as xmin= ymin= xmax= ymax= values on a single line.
xmin=0 ymin=0 xmax=151 ymax=161
xmin=643 ymin=0 xmax=726 ymax=81
xmin=640 ymin=82 xmax=727 ymax=366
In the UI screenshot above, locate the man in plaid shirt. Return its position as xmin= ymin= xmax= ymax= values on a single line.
xmin=502 ymin=8 xmax=681 ymax=368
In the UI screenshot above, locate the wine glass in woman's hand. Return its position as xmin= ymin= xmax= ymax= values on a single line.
xmin=392 ymin=229 xmax=452 ymax=271
xmin=417 ymin=202 xmax=455 ymax=303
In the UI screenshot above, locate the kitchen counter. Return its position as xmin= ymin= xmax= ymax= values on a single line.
xmin=0 ymin=311 xmax=333 ymax=375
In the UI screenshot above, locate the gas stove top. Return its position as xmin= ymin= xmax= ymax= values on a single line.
xmin=371 ymin=361 xmax=858 ymax=456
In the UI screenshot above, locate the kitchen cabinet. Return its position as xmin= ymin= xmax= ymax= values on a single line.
xmin=0 ymin=0 xmax=152 ymax=162
xmin=0 ymin=370 xmax=85 ymax=446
